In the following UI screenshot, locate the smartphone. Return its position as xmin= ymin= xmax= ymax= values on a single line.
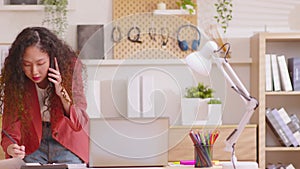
xmin=50 ymin=56 xmax=55 ymax=69
xmin=48 ymin=57 xmax=55 ymax=86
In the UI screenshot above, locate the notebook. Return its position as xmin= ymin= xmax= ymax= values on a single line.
xmin=21 ymin=164 xmax=68 ymax=169
xmin=88 ymin=117 xmax=169 ymax=167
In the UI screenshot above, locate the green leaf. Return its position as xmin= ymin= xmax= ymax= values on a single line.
xmin=208 ymin=99 xmax=222 ymax=104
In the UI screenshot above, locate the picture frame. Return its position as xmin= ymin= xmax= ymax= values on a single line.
xmin=9 ymin=0 xmax=38 ymax=5
xmin=0 ymin=43 xmax=10 ymax=73
xmin=76 ymin=24 xmax=104 ymax=59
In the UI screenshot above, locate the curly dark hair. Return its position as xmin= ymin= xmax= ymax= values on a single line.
xmin=0 ymin=27 xmax=86 ymax=118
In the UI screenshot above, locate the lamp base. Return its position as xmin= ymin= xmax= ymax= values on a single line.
xmin=221 ymin=161 xmax=258 ymax=169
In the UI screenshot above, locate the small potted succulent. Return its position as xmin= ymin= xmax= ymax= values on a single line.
xmin=181 ymin=83 xmax=222 ymax=125
xmin=176 ymin=0 xmax=197 ymax=15
xmin=208 ymin=98 xmax=222 ymax=104
xmin=207 ymin=98 xmax=222 ymax=125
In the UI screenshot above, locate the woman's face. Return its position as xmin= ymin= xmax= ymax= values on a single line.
xmin=22 ymin=45 xmax=50 ymax=88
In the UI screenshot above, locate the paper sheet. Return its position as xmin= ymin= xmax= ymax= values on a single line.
xmin=0 ymin=158 xmax=25 ymax=169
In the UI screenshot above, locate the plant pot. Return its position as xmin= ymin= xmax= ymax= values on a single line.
xmin=180 ymin=5 xmax=195 ymax=15
xmin=207 ymin=104 xmax=222 ymax=125
xmin=181 ymin=98 xmax=210 ymax=125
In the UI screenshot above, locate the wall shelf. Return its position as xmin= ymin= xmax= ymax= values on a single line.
xmin=266 ymin=91 xmax=300 ymax=96
xmin=227 ymin=57 xmax=252 ymax=64
xmin=170 ymin=124 xmax=257 ymax=129
xmin=0 ymin=0 xmax=77 ymax=11
xmin=153 ymin=9 xmax=195 ymax=15
xmin=0 ymin=4 xmax=43 ymax=11
xmin=265 ymin=147 xmax=300 ymax=152
xmin=82 ymin=58 xmax=252 ymax=67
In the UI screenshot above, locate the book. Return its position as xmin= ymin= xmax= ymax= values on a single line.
xmin=21 ymin=164 xmax=68 ymax=169
xmin=288 ymin=57 xmax=300 ymax=91
xmin=127 ymin=76 xmax=141 ymax=118
xmin=265 ymin=54 xmax=273 ymax=91
xmin=21 ymin=163 xmax=86 ymax=169
xmin=288 ymin=114 xmax=300 ymax=133
xmin=0 ymin=158 xmax=25 ymax=169
xmin=286 ymin=164 xmax=296 ymax=169
xmin=140 ymin=75 xmax=155 ymax=117
xmin=127 ymin=75 xmax=155 ymax=118
xmin=271 ymin=54 xmax=281 ymax=91
xmin=275 ymin=108 xmax=299 ymax=147
xmin=266 ymin=108 xmax=291 ymax=147
xmin=287 ymin=114 xmax=300 ymax=146
xmin=277 ymin=55 xmax=293 ymax=91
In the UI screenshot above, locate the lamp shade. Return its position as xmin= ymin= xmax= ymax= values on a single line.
xmin=185 ymin=41 xmax=218 ymax=76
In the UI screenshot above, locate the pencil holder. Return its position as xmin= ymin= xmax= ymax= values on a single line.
xmin=194 ymin=144 xmax=213 ymax=168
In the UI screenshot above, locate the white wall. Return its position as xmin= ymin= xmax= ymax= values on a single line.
xmin=198 ymin=0 xmax=300 ymax=38
xmin=1 ymin=0 xmax=300 ymax=125
xmin=197 ymin=0 xmax=300 ymax=124
xmin=1 ymin=0 xmax=300 ymax=47
xmin=0 ymin=0 xmax=112 ymax=49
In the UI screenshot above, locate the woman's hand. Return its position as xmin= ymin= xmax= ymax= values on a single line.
xmin=48 ymin=57 xmax=72 ymax=116
xmin=7 ymin=144 xmax=25 ymax=159
xmin=48 ymin=57 xmax=63 ymax=96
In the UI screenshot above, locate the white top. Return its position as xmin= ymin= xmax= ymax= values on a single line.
xmin=36 ymin=84 xmax=50 ymax=122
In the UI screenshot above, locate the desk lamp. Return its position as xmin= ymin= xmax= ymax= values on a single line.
xmin=185 ymin=41 xmax=259 ymax=169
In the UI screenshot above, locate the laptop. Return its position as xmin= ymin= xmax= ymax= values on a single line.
xmin=88 ymin=117 xmax=169 ymax=167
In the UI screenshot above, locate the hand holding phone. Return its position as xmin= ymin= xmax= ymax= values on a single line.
xmin=48 ymin=57 xmax=61 ymax=85
xmin=48 ymin=57 xmax=64 ymax=96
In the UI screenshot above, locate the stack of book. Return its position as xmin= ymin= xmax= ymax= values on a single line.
xmin=267 ymin=163 xmax=295 ymax=169
xmin=266 ymin=107 xmax=300 ymax=147
xmin=265 ymin=54 xmax=300 ymax=92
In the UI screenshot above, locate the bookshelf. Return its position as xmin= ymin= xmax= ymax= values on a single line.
xmin=251 ymin=32 xmax=300 ymax=168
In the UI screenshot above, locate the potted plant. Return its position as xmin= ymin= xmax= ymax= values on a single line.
xmin=181 ymin=83 xmax=222 ymax=125
xmin=176 ymin=0 xmax=197 ymax=15
xmin=185 ymin=82 xmax=213 ymax=99
xmin=41 ymin=0 xmax=68 ymax=39
xmin=207 ymin=98 xmax=222 ymax=125
xmin=214 ymin=0 xmax=233 ymax=33
xmin=208 ymin=98 xmax=222 ymax=104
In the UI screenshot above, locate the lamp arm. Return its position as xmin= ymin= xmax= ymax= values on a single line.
xmin=213 ymin=57 xmax=258 ymax=153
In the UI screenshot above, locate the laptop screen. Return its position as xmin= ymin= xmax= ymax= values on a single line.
xmin=88 ymin=117 xmax=169 ymax=167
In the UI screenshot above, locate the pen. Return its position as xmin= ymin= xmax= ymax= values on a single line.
xmin=2 ymin=130 xmax=17 ymax=144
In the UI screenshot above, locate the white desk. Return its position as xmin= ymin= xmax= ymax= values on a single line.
xmin=86 ymin=167 xmax=222 ymax=169
xmin=80 ymin=166 xmax=222 ymax=169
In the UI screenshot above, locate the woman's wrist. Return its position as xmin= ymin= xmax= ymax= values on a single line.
xmin=60 ymin=87 xmax=72 ymax=104
xmin=59 ymin=87 xmax=72 ymax=117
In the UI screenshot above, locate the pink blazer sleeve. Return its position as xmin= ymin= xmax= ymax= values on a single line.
xmin=64 ymin=58 xmax=89 ymax=131
xmin=1 ymin=109 xmax=21 ymax=158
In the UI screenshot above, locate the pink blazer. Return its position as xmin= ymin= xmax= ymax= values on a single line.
xmin=1 ymin=77 xmax=89 ymax=163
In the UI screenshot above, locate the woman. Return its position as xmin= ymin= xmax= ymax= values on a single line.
xmin=0 ymin=27 xmax=89 ymax=164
